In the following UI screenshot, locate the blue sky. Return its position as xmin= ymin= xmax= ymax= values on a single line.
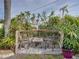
xmin=0 ymin=0 xmax=79 ymax=19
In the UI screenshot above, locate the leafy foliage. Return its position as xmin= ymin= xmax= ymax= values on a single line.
xmin=0 ymin=10 xmax=79 ymax=54
xmin=39 ymin=15 xmax=79 ymax=53
xmin=0 ymin=37 xmax=15 ymax=49
xmin=9 ymin=12 xmax=33 ymax=38
xmin=0 ymin=28 xmax=4 ymax=39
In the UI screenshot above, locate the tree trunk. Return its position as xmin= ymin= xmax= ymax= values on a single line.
xmin=4 ymin=0 xmax=11 ymax=37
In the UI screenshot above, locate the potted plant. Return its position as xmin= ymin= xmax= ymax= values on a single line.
xmin=62 ymin=38 xmax=74 ymax=59
xmin=62 ymin=31 xmax=78 ymax=59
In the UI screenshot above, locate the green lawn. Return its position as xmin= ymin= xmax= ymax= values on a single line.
xmin=4 ymin=54 xmax=63 ymax=59
xmin=25 ymin=55 xmax=63 ymax=59
xmin=0 ymin=50 xmax=63 ymax=59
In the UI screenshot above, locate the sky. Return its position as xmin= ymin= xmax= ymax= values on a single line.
xmin=0 ymin=0 xmax=79 ymax=19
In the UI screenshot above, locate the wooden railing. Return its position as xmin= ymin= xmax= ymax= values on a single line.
xmin=15 ymin=29 xmax=64 ymax=54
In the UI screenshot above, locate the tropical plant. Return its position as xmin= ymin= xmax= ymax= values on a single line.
xmin=0 ymin=20 xmax=4 ymax=23
xmin=60 ymin=5 xmax=68 ymax=18
xmin=49 ymin=11 xmax=54 ymax=18
xmin=41 ymin=11 xmax=47 ymax=21
xmin=9 ymin=12 xmax=33 ymax=38
xmin=39 ymin=14 xmax=79 ymax=52
xmin=25 ymin=11 xmax=31 ymax=22
xmin=0 ymin=37 xmax=15 ymax=49
xmin=0 ymin=28 xmax=4 ymax=39
xmin=31 ymin=13 xmax=36 ymax=24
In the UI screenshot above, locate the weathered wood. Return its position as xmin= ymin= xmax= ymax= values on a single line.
xmin=15 ymin=30 xmax=64 ymax=54
xmin=15 ymin=31 xmax=19 ymax=54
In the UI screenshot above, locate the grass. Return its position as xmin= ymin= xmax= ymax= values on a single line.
xmin=25 ymin=55 xmax=63 ymax=59
xmin=0 ymin=50 xmax=63 ymax=59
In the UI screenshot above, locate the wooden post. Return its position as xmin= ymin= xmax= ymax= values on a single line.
xmin=59 ymin=31 xmax=64 ymax=48
xmin=15 ymin=31 xmax=19 ymax=54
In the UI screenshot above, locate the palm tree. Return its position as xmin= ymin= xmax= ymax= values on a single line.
xmin=41 ymin=11 xmax=47 ymax=21
xmin=60 ymin=5 xmax=68 ymax=18
xmin=35 ymin=13 xmax=41 ymax=24
xmin=49 ymin=11 xmax=54 ymax=17
xmin=37 ymin=13 xmax=40 ymax=23
xmin=4 ymin=0 xmax=11 ymax=37
xmin=37 ymin=13 xmax=41 ymax=19
xmin=49 ymin=11 xmax=54 ymax=19
xmin=25 ymin=11 xmax=31 ymax=21
xmin=18 ymin=12 xmax=26 ymax=24
xmin=31 ymin=13 xmax=35 ymax=24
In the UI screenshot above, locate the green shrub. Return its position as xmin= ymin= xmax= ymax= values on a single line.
xmin=0 ymin=37 xmax=15 ymax=49
xmin=0 ymin=28 xmax=4 ymax=39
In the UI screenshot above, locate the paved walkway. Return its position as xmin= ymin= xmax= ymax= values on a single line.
xmin=0 ymin=50 xmax=28 ymax=59
xmin=4 ymin=56 xmax=15 ymax=59
xmin=0 ymin=50 xmax=15 ymax=59
xmin=4 ymin=54 xmax=26 ymax=59
xmin=0 ymin=54 xmax=26 ymax=59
